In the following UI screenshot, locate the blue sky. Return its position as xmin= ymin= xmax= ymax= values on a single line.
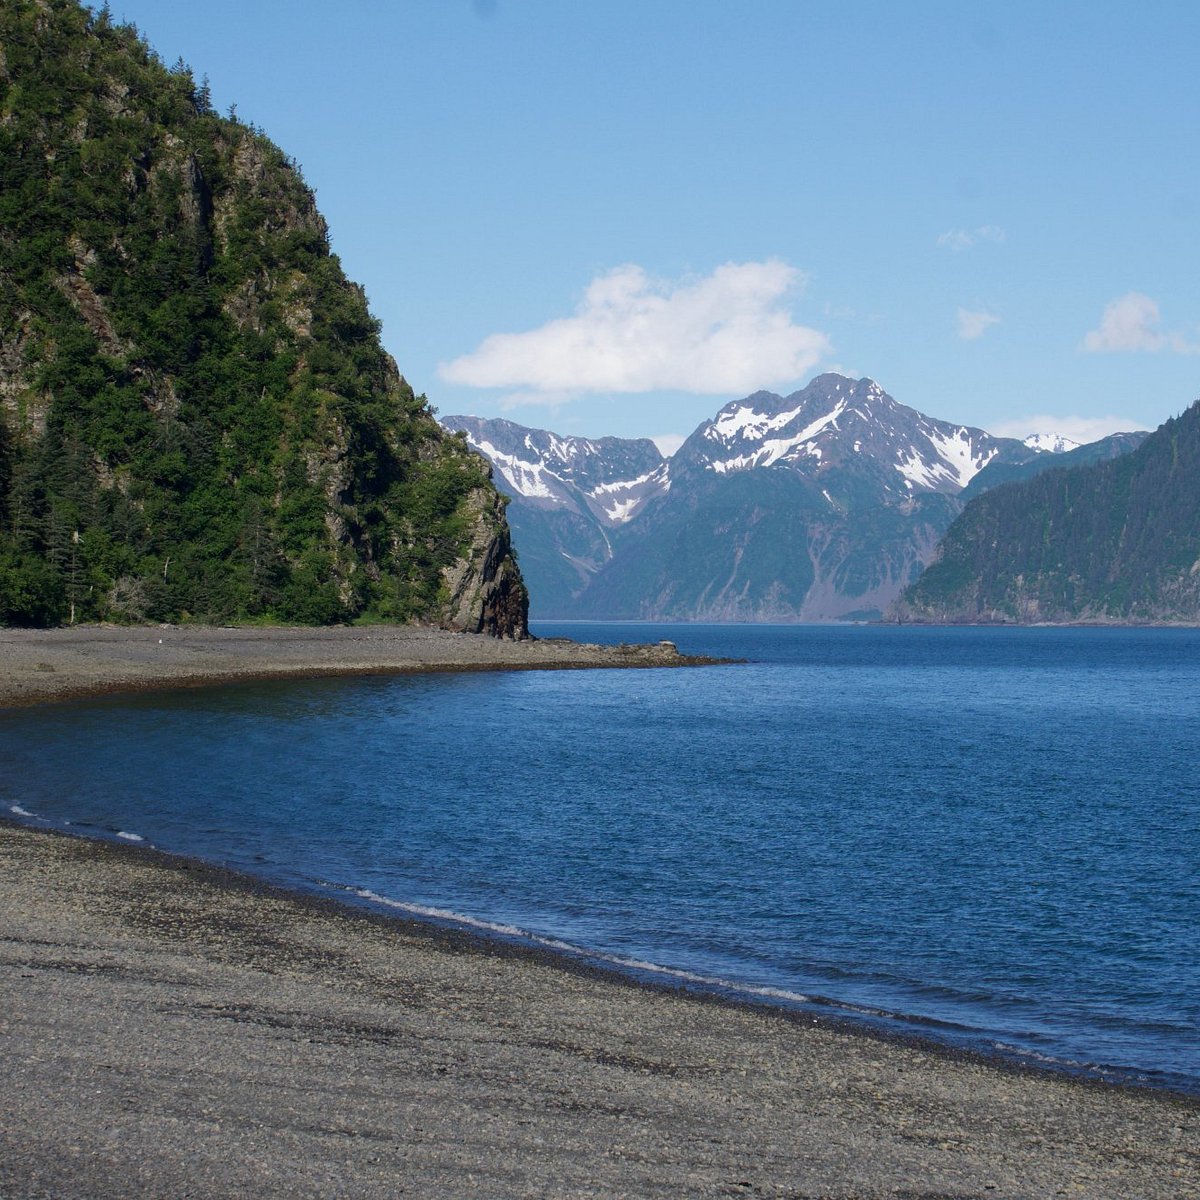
xmin=106 ymin=1 xmax=1200 ymax=452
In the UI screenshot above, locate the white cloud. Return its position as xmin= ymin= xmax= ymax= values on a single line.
xmin=937 ymin=230 xmax=973 ymax=252
xmin=438 ymin=261 xmax=831 ymax=397
xmin=1081 ymin=292 xmax=1199 ymax=353
xmin=957 ymin=307 xmax=1001 ymax=340
xmin=823 ymin=301 xmax=856 ymax=319
xmin=988 ymin=414 xmax=1150 ymax=444
xmin=650 ymin=433 xmax=686 ymax=458
xmin=937 ymin=225 xmax=1006 ymax=252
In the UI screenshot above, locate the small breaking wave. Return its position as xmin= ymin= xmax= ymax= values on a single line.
xmin=348 ymin=887 xmax=813 ymax=1005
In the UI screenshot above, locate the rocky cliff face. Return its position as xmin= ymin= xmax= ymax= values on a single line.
xmin=0 ymin=0 xmax=526 ymax=635
xmin=438 ymin=483 xmax=529 ymax=638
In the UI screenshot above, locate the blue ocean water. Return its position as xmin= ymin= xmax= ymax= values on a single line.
xmin=3 ymin=623 xmax=1198 ymax=1092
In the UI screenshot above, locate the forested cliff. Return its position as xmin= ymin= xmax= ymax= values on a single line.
xmin=894 ymin=400 xmax=1200 ymax=624
xmin=0 ymin=0 xmax=527 ymax=634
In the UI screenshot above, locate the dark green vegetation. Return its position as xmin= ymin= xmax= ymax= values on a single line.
xmin=0 ymin=0 xmax=526 ymax=632
xmin=897 ymin=401 xmax=1200 ymax=623
xmin=957 ymin=431 xmax=1148 ymax=503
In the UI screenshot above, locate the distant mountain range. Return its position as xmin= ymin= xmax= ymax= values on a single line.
xmin=444 ymin=375 xmax=1145 ymax=621
xmin=441 ymin=416 xmax=667 ymax=616
xmin=958 ymin=430 xmax=1149 ymax=503
xmin=895 ymin=400 xmax=1199 ymax=624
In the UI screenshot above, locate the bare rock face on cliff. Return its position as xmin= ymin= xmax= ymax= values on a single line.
xmin=439 ymin=484 xmax=529 ymax=639
xmin=0 ymin=0 xmax=527 ymax=636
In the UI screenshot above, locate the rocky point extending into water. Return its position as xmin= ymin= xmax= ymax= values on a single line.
xmin=0 ymin=624 xmax=721 ymax=708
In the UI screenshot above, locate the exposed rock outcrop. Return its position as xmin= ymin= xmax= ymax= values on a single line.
xmin=440 ymin=487 xmax=529 ymax=639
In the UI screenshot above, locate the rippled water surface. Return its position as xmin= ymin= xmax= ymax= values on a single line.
xmin=4 ymin=623 xmax=1198 ymax=1091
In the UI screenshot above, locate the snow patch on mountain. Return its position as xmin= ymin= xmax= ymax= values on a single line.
xmin=589 ymin=468 xmax=658 ymax=495
xmin=442 ymin=416 xmax=669 ymax=527
xmin=895 ymin=433 xmax=995 ymax=491
xmin=1023 ymin=432 xmax=1082 ymax=453
xmin=895 ymin=448 xmax=945 ymax=490
xmin=588 ymin=464 xmax=671 ymax=523
xmin=534 ymin=431 xmax=598 ymax=465
xmin=685 ymin=376 xmax=1007 ymax=496
xmin=475 ymin=439 xmax=564 ymax=503
xmin=927 ymin=428 xmax=998 ymax=488
xmin=711 ymin=437 xmax=824 ymax=474
xmin=711 ymin=399 xmax=833 ymax=441
xmin=705 ymin=402 xmax=846 ymax=473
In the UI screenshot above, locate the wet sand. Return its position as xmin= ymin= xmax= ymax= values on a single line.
xmin=0 ymin=822 xmax=1196 ymax=1199
xmin=0 ymin=623 xmax=716 ymax=708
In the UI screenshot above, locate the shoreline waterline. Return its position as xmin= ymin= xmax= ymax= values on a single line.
xmin=277 ymin=866 xmax=1200 ymax=1099
xmin=1 ymin=818 xmax=1196 ymax=1198
xmin=4 ymin=621 xmax=1197 ymax=1102
xmin=4 ymin=810 xmax=1197 ymax=1105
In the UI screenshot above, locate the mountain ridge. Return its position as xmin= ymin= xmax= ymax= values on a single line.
xmin=894 ymin=401 xmax=1200 ymax=624
xmin=448 ymin=375 xmax=1147 ymax=621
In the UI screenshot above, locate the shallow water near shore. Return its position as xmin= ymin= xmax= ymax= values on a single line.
xmin=3 ymin=623 xmax=1198 ymax=1093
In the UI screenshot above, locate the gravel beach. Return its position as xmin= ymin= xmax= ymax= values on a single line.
xmin=0 ymin=823 xmax=1196 ymax=1199
xmin=0 ymin=623 xmax=713 ymax=707
xmin=0 ymin=627 xmax=1196 ymax=1198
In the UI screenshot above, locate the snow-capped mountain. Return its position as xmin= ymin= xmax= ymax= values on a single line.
xmin=441 ymin=416 xmax=668 ymax=527
xmin=574 ymin=375 xmax=1040 ymax=621
xmin=673 ymin=375 xmax=1026 ymax=501
xmin=440 ymin=415 xmax=667 ymax=614
xmin=1023 ymin=432 xmax=1082 ymax=453
xmin=445 ymin=376 xmax=1141 ymax=621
